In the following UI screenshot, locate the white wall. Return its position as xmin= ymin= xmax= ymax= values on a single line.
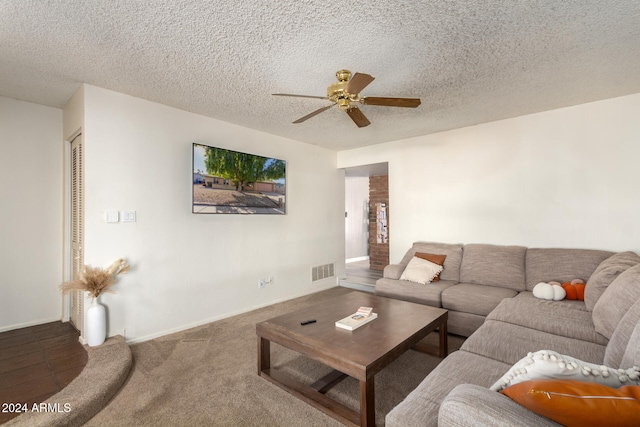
xmin=80 ymin=85 xmax=344 ymax=342
xmin=345 ymin=176 xmax=369 ymax=260
xmin=338 ymin=93 xmax=640 ymax=262
xmin=0 ymin=96 xmax=63 ymax=331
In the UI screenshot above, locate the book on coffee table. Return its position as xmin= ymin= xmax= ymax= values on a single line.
xmin=335 ymin=312 xmax=378 ymax=331
xmin=356 ymin=306 xmax=373 ymax=317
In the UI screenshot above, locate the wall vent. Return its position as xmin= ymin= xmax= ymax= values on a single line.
xmin=312 ymin=263 xmax=335 ymax=282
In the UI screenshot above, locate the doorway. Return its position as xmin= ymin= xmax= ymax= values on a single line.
xmin=341 ymin=162 xmax=389 ymax=291
xmin=345 ymin=176 xmax=369 ymax=263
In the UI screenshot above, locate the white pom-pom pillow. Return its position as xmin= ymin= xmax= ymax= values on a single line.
xmin=532 ymin=282 xmax=566 ymax=301
xmin=400 ymin=256 xmax=443 ymax=285
xmin=490 ymin=349 xmax=640 ymax=392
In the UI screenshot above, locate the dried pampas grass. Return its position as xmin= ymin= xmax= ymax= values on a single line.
xmin=60 ymin=258 xmax=130 ymax=299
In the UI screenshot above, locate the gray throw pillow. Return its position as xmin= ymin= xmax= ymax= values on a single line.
xmin=585 ymin=251 xmax=640 ymax=311
xmin=592 ymin=263 xmax=640 ymax=339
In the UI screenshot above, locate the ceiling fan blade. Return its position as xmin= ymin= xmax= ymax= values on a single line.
xmin=292 ymin=104 xmax=335 ymax=124
xmin=361 ymin=97 xmax=421 ymax=108
xmin=346 ymin=106 xmax=371 ymax=128
xmin=273 ymin=93 xmax=329 ymax=100
xmin=344 ymin=73 xmax=375 ymax=94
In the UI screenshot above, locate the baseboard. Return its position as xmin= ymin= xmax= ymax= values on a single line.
xmin=123 ymin=283 xmax=339 ymax=345
xmin=0 ymin=316 xmax=64 ymax=333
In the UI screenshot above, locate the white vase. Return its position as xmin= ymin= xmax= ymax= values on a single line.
xmin=86 ymin=297 xmax=106 ymax=347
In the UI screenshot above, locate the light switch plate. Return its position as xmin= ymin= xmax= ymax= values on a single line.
xmin=104 ymin=210 xmax=119 ymax=223
xmin=122 ymin=211 xmax=136 ymax=223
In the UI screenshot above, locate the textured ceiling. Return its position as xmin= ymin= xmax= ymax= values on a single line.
xmin=1 ymin=1 xmax=639 ymax=150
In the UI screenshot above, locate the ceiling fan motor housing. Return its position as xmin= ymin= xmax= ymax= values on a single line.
xmin=328 ymin=69 xmax=360 ymax=110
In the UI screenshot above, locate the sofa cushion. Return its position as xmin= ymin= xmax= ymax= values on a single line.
xmin=460 ymin=244 xmax=527 ymax=291
xmin=621 ymin=320 xmax=640 ymax=368
xmin=375 ymin=278 xmax=456 ymax=307
xmin=500 ymin=380 xmax=640 ymax=427
xmin=461 ymin=320 xmax=606 ymax=366
xmin=592 ymin=263 xmax=640 ymax=339
xmin=513 ymin=289 xmax=589 ymax=311
xmin=447 ymin=311 xmax=486 ymax=338
xmin=604 ymin=296 xmax=640 ymax=367
xmin=400 ymin=242 xmax=463 ymax=282
xmin=385 ymin=350 xmax=511 ymax=427
xmin=584 ymin=251 xmax=640 ymax=311
xmin=525 ymin=248 xmax=613 ymax=291
xmin=487 ymin=292 xmax=607 ymax=345
xmin=439 ymin=384 xmax=561 ymax=427
xmin=441 ymin=283 xmax=517 ymax=316
xmin=490 ymin=349 xmax=640 ymax=392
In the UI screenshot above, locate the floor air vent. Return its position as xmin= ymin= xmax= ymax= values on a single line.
xmin=312 ymin=263 xmax=335 ymax=282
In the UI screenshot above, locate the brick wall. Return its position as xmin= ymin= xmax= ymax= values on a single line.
xmin=369 ymin=175 xmax=389 ymax=271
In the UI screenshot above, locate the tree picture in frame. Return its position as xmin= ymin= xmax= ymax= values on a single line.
xmin=192 ymin=143 xmax=286 ymax=214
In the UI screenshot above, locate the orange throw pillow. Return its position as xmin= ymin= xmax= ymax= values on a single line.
xmin=415 ymin=253 xmax=446 ymax=282
xmin=500 ymin=379 xmax=640 ymax=427
xmin=562 ymin=282 xmax=586 ymax=300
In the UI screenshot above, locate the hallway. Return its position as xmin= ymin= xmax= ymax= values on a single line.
xmin=340 ymin=258 xmax=382 ymax=291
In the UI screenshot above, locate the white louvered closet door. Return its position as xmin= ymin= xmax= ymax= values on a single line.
xmin=70 ymin=134 xmax=84 ymax=334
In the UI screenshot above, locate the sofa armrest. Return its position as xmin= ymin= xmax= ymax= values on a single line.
xmin=438 ymin=384 xmax=560 ymax=427
xmin=383 ymin=264 xmax=405 ymax=280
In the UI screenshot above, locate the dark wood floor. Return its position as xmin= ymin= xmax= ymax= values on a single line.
xmin=0 ymin=321 xmax=87 ymax=424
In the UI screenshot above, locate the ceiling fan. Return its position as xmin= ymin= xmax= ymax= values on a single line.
xmin=273 ymin=70 xmax=421 ymax=128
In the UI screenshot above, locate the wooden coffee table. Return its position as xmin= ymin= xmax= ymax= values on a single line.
xmin=256 ymin=292 xmax=448 ymax=427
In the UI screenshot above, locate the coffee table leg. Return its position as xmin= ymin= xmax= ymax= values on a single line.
xmin=258 ymin=336 xmax=270 ymax=375
xmin=439 ymin=320 xmax=448 ymax=358
xmin=360 ymin=377 xmax=375 ymax=427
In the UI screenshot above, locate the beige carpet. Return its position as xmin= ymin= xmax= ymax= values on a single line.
xmin=86 ymin=287 xmax=464 ymax=426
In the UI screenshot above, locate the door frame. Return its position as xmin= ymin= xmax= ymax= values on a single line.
xmin=62 ymin=129 xmax=83 ymax=329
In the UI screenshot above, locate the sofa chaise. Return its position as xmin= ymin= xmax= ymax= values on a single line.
xmin=377 ymin=242 xmax=640 ymax=426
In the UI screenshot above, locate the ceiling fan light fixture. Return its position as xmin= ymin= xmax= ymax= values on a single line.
xmin=337 ymin=98 xmax=350 ymax=110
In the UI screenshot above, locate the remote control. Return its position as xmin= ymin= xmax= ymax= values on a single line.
xmin=300 ymin=319 xmax=316 ymax=325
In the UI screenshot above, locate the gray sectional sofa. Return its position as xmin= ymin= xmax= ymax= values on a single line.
xmin=377 ymin=242 xmax=640 ymax=426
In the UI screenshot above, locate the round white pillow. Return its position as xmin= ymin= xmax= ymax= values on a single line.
xmin=532 ymin=282 xmax=566 ymax=301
